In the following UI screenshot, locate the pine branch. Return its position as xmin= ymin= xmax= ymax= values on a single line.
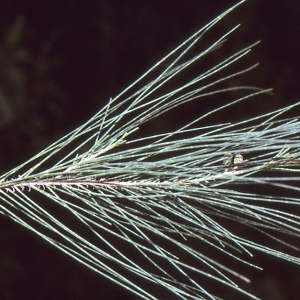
xmin=1 ymin=1 xmax=300 ymax=299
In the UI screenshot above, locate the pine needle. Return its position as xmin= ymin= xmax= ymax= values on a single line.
xmin=1 ymin=1 xmax=300 ymax=299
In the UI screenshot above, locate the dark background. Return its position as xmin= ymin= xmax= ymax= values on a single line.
xmin=0 ymin=0 xmax=300 ymax=299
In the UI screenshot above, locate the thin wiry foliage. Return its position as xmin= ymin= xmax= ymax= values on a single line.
xmin=1 ymin=1 xmax=300 ymax=299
